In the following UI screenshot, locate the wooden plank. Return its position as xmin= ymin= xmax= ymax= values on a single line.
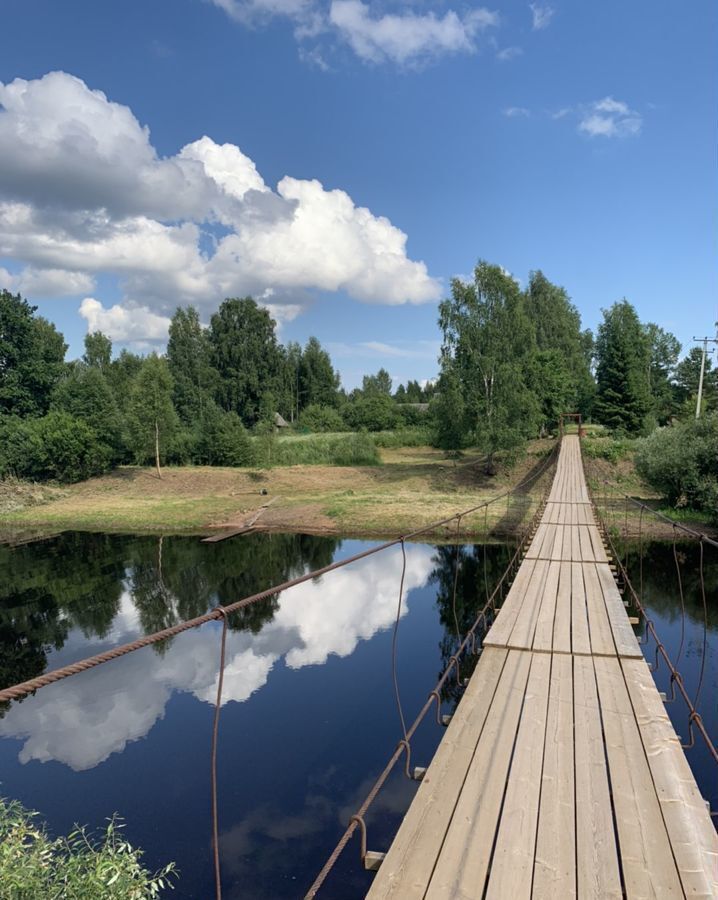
xmin=552 ymin=561 xmax=572 ymax=654
xmin=532 ymin=561 xmax=561 ymax=653
xmin=593 ymin=656 xmax=684 ymax=897
xmin=485 ymin=653 xmax=552 ymax=899
xmin=366 ymin=648 xmax=509 ymax=900
xmin=483 ymin=559 xmax=537 ymax=649
xmin=582 ymin=563 xmax=617 ymax=657
xmin=573 ymin=655 xmax=622 ymax=898
xmin=622 ymin=657 xmax=718 ymax=897
xmin=533 ymin=653 xmax=575 ymax=898
xmin=578 ymin=525 xmax=595 ymax=562
xmin=425 ymin=650 xmax=533 ymax=900
xmin=570 ymin=563 xmax=591 ymax=655
xmin=526 ymin=524 xmax=547 ymax=559
xmin=587 ymin=523 xmax=608 ymax=562
xmin=595 ymin=564 xmax=642 ymax=659
xmin=508 ymin=559 xmax=550 ymax=650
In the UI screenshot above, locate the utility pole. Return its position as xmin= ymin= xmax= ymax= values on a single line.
xmin=693 ymin=334 xmax=718 ymax=418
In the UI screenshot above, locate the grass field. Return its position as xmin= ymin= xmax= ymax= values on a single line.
xmin=1 ymin=436 xmax=705 ymax=542
xmin=0 ymin=442 xmax=555 ymax=541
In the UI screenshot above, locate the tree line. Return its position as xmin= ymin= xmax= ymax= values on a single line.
xmin=0 ymin=268 xmax=714 ymax=484
xmin=435 ymin=263 xmax=713 ymax=466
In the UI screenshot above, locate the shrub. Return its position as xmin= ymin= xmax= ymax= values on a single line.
xmin=635 ymin=414 xmax=718 ymax=520
xmin=396 ymin=404 xmax=428 ymax=427
xmin=298 ymin=404 xmax=347 ymax=433
xmin=0 ymin=412 xmax=113 ymax=483
xmin=342 ymin=395 xmax=399 ymax=431
xmin=0 ymin=796 xmax=177 ymax=898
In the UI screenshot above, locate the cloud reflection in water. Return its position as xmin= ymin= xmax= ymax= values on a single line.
xmin=0 ymin=545 xmax=433 ymax=771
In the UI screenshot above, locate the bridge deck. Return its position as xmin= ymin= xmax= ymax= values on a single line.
xmin=367 ymin=437 xmax=718 ymax=899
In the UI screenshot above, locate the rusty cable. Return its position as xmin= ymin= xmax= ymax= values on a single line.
xmin=451 ymin=515 xmax=463 ymax=645
xmin=672 ymin=526 xmax=687 ymax=676
xmin=391 ymin=539 xmax=409 ymax=748
xmin=0 ymin=442 xmax=559 ymax=706
xmin=211 ymin=607 xmax=230 ymax=900
xmin=304 ymin=465 xmax=554 ymax=898
xmin=692 ymin=540 xmax=709 ymax=713
xmin=593 ymin=496 xmax=718 ymax=766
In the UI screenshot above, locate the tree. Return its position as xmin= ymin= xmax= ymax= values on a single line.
xmin=166 ymin=306 xmax=216 ymax=425
xmin=127 ymin=355 xmax=179 ymax=478
xmin=594 ymin=301 xmax=652 ymax=434
xmin=438 ymin=262 xmax=539 ymax=470
xmin=298 ymin=337 xmax=340 ymax=409
xmin=108 ymin=349 xmax=143 ymax=415
xmin=523 ymin=271 xmax=595 ymax=420
xmin=531 ymin=349 xmax=575 ymax=432
xmin=208 ymin=298 xmax=283 ymax=426
xmin=0 ymin=290 xmax=67 ymax=417
xmin=673 ymin=347 xmax=716 ymax=413
xmin=362 ymin=368 xmax=393 ymax=396
xmin=431 ymin=365 xmax=465 ymax=450
xmin=82 ymin=331 xmax=112 ymax=371
xmin=51 ymin=365 xmax=123 ymax=461
xmin=644 ymin=323 xmax=680 ymax=424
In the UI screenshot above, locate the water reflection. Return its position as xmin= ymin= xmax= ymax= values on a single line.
xmin=0 ymin=535 xmax=434 ymax=770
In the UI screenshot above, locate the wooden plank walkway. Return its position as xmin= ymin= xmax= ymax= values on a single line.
xmin=367 ymin=436 xmax=718 ymax=899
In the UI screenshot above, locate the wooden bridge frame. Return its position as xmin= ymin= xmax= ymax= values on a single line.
xmin=366 ymin=436 xmax=717 ymax=899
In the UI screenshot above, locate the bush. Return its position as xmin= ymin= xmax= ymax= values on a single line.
xmin=396 ymin=404 xmax=428 ymax=427
xmin=298 ymin=404 xmax=347 ymax=433
xmin=342 ymin=395 xmax=399 ymax=431
xmin=272 ymin=432 xmax=380 ymax=466
xmin=0 ymin=412 xmax=113 ymax=483
xmin=0 ymin=796 xmax=177 ymax=898
xmin=635 ymin=414 xmax=718 ymax=520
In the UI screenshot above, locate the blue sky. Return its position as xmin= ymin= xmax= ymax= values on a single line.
xmin=1 ymin=0 xmax=716 ymax=389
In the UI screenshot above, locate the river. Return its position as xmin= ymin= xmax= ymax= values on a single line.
xmin=0 ymin=532 xmax=715 ymax=898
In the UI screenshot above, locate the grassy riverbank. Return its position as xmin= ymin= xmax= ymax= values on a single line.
xmin=1 ymin=436 xmax=711 ymax=543
xmin=1 ymin=442 xmax=556 ymax=541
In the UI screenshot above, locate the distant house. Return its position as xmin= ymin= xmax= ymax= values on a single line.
xmin=274 ymin=412 xmax=290 ymax=430
xmin=404 ymin=403 xmax=430 ymax=413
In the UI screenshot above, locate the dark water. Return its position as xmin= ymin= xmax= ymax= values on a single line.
xmin=0 ymin=532 xmax=715 ymax=898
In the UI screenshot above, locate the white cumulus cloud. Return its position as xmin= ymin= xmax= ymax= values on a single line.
xmin=329 ymin=0 xmax=498 ymax=65
xmin=578 ymin=96 xmax=642 ymax=138
xmin=0 ymin=71 xmax=441 ymax=343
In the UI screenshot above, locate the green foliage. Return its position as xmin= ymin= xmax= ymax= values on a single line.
xmin=362 ymin=368 xmax=393 ymax=396
xmin=371 ymin=428 xmax=431 ymax=447
xmin=193 ymin=405 xmax=255 ymax=466
xmin=673 ymin=347 xmax=716 ymax=414
xmin=126 ymin=356 xmax=179 ymax=467
xmin=298 ymin=337 xmax=341 ymax=409
xmin=396 ymin=403 xmax=428 ymax=426
xmin=298 ymin=403 xmax=347 ymax=432
xmin=0 ymin=412 xmax=113 ymax=482
xmin=271 ymin=432 xmax=380 ymax=466
xmin=581 ymin=435 xmax=634 ymax=463
xmin=0 ymin=290 xmax=67 ymax=417
xmin=209 ymin=297 xmax=284 ymax=426
xmin=644 ymin=323 xmax=681 ymax=424
xmin=0 ymin=796 xmax=176 ymax=898
xmin=438 ymin=262 xmax=539 ymax=466
xmin=167 ymin=306 xmax=216 ymax=425
xmin=82 ymin=332 xmax=112 ymax=371
xmin=342 ymin=393 xmax=399 ymax=431
xmin=431 ymin=366 xmax=466 ymax=450
xmin=635 ymin=414 xmax=718 ymax=520
xmin=524 ymin=271 xmax=594 ymax=420
xmin=594 ymin=300 xmax=652 ymax=434
xmin=51 ymin=365 xmax=123 ymax=460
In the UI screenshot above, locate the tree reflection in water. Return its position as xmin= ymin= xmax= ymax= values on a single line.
xmin=0 ymin=531 xmax=340 ymax=709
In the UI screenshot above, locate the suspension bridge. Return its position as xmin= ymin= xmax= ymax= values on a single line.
xmin=1 ymin=434 xmax=716 ymax=898
xmin=360 ymin=436 xmax=718 ymax=899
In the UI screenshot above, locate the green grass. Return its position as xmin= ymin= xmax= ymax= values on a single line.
xmin=268 ymin=432 xmax=380 ymax=466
